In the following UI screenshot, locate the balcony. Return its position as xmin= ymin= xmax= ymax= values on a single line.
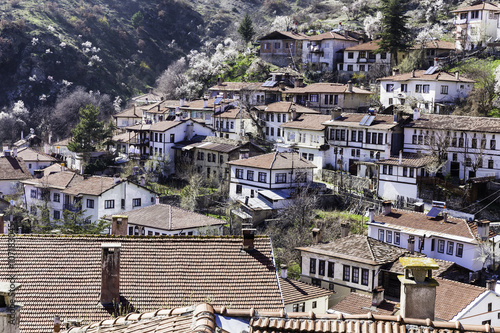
xmin=64 ymin=203 xmax=82 ymax=212
xmin=454 ymin=18 xmax=467 ymax=25
xmin=128 ymin=138 xmax=149 ymax=145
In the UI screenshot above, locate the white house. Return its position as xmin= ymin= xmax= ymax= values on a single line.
xmin=0 ymin=150 xmax=32 ymax=198
xmin=113 ymin=105 xmax=143 ymax=128
xmin=16 ymin=147 xmax=57 ymax=175
xmin=367 ymin=202 xmax=495 ymax=271
xmin=212 ymin=106 xmax=257 ymax=140
xmin=378 ymin=69 xmax=475 ymax=113
xmin=227 ymin=152 xmax=316 ymax=208
xmin=338 ymin=40 xmax=391 ymax=77
xmin=277 ymin=114 xmax=332 ymax=172
xmin=451 ymin=2 xmax=500 ymax=51
xmin=322 ymin=112 xmax=405 ymax=177
xmin=303 ymin=31 xmax=359 ymax=71
xmin=403 ymin=112 xmax=500 ymax=181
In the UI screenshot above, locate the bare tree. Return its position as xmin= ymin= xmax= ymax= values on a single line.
xmin=424 ymin=130 xmax=449 ymax=177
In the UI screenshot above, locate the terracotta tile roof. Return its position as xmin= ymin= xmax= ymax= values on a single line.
xmin=376 ymin=153 xmax=435 ymax=168
xmin=41 ymin=163 xmax=66 ymax=176
xmin=0 ymin=235 xmax=283 ymax=333
xmin=217 ymin=107 xmax=246 ymax=119
xmin=411 ymin=40 xmax=455 ymax=50
xmin=377 ymin=70 xmax=475 ymax=83
xmin=126 ymin=120 xmax=183 ymax=132
xmin=179 ymin=141 xmax=240 ymax=153
xmin=406 ymin=114 xmax=500 ymax=133
xmin=262 ymin=102 xmax=320 ymax=114
xmin=106 ymin=204 xmax=226 ymax=230
xmin=16 ymin=147 xmax=57 ymax=163
xmin=112 ymin=131 xmax=138 ymax=143
xmin=259 ymin=31 xmax=309 ymax=41
xmin=279 ymin=277 xmax=334 ymax=305
xmin=332 ymin=293 xmax=397 ymax=316
xmin=62 ymin=176 xmax=119 ymax=196
xmin=385 ymin=256 xmax=470 ymax=277
xmin=0 ymin=156 xmax=32 ymax=181
xmin=180 ymin=98 xmax=218 ymax=110
xmin=21 ymin=171 xmax=83 ymax=189
xmin=280 ymin=114 xmax=332 ymax=131
xmin=297 ymin=235 xmax=408 ymax=266
xmin=322 ymin=113 xmax=399 ymax=130
xmin=52 ymin=138 xmax=71 ymax=147
xmin=451 ymin=2 xmax=500 ymax=13
xmin=113 ymin=106 xmax=142 ymax=119
xmin=345 ymin=40 xmax=382 ymax=51
xmin=308 ymin=31 xmax=358 ymax=42
xmin=227 ymin=152 xmax=316 ymax=170
xmin=285 ymin=83 xmax=372 ymax=95
xmin=371 ymin=208 xmax=477 ymax=240
xmin=209 ymin=81 xmax=258 ymax=91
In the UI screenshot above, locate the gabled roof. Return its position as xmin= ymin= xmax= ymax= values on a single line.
xmin=227 ymin=152 xmax=316 ymax=170
xmin=333 ymin=292 xmax=398 ymax=316
xmin=216 ymin=107 xmax=246 ymax=119
xmin=345 ymin=40 xmax=382 ymax=51
xmin=21 ymin=171 xmax=83 ymax=190
xmin=297 ymin=235 xmax=408 ymax=266
xmin=308 ymin=31 xmax=358 ymax=42
xmin=322 ymin=113 xmax=399 ymax=130
xmin=406 ymin=114 xmax=500 ymax=133
xmin=0 ymin=235 xmax=283 ymax=333
xmin=280 ymin=114 xmax=332 ymax=131
xmin=112 ymin=131 xmax=138 ymax=143
xmin=285 ymin=83 xmax=372 ymax=95
xmin=262 ymin=102 xmax=320 ymax=114
xmin=126 ymin=120 xmax=184 ymax=132
xmin=451 ymin=2 xmax=500 ymax=13
xmin=107 ymin=203 xmax=226 ymax=230
xmin=376 ymin=153 xmax=434 ymax=168
xmin=16 ymin=147 xmax=57 ymax=163
xmin=377 ymin=70 xmax=475 ymax=83
xmin=279 ymin=277 xmax=334 ymax=305
xmin=62 ymin=176 xmax=124 ymax=196
xmin=259 ymin=30 xmax=308 ymax=41
xmin=411 ymin=40 xmax=456 ymax=50
xmin=113 ymin=106 xmax=143 ymax=119
xmin=0 ymin=156 xmax=32 ymax=181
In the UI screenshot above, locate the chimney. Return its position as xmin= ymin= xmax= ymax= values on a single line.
xmin=382 ymin=201 xmax=392 ymax=215
xmin=398 ymin=257 xmax=439 ymax=320
xmin=0 ymin=214 xmax=4 ymax=235
xmin=413 ymin=108 xmax=420 ymax=120
xmin=411 ymin=69 xmax=415 ymax=78
xmin=0 ymin=281 xmax=22 ymax=333
xmin=455 ymin=71 xmax=459 ymax=80
xmin=203 ymin=98 xmax=208 ymax=108
xmin=344 ymin=29 xmax=348 ymax=38
xmin=312 ymin=227 xmax=322 ymax=244
xmin=217 ymin=77 xmax=223 ymax=86
xmin=294 ymin=78 xmax=304 ymax=88
xmin=54 ymin=315 xmax=61 ymax=333
xmin=476 ymin=220 xmax=491 ymax=241
xmin=179 ymin=98 xmax=185 ymax=107
xmin=434 ymin=57 xmax=439 ymax=67
xmin=157 ymin=104 xmax=161 ymax=112
xmin=281 ymin=264 xmax=288 ymax=279
xmin=372 ymin=286 xmax=385 ymax=307
xmin=12 ymin=148 xmax=17 ymax=157
xmin=331 ymin=108 xmax=342 ymax=120
xmin=155 ymin=196 xmax=160 ymax=204
xmin=442 ymin=211 xmax=448 ymax=223
xmin=399 ymin=150 xmax=402 ymax=165
xmin=100 ymin=243 xmax=121 ymax=306
xmin=392 ymin=68 xmax=399 ymax=76
xmin=111 ymin=215 xmax=128 ymax=236
xmin=486 ymin=279 xmax=497 ymax=291
xmin=242 ymin=229 xmax=256 ymax=250
xmin=340 ymin=224 xmax=349 ymax=238
xmin=368 ymin=208 xmax=375 ymax=223
xmin=279 ymin=81 xmax=286 ymax=90
xmin=407 ymin=236 xmax=415 ymax=254
xmin=347 ymin=80 xmax=353 ymax=92
xmin=140 ymin=176 xmax=145 ymax=187
xmin=20 ymin=131 xmax=23 ymax=140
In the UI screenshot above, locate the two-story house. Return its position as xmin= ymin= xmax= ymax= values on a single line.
xmin=451 ymin=2 xmax=500 ymax=51
xmin=302 ymin=31 xmax=359 ymax=71
xmin=403 ymin=112 xmax=500 ymax=182
xmin=213 ymin=106 xmax=257 ymax=140
xmin=227 ymin=152 xmax=316 ymax=208
xmin=277 ymin=114 xmax=332 ymax=172
xmin=284 ymin=82 xmax=373 ymax=113
xmin=16 ymin=147 xmax=57 ymax=175
xmin=258 ymin=30 xmax=308 ymax=67
xmin=208 ymin=80 xmax=283 ymax=106
xmin=253 ymin=101 xmax=319 ymax=142
xmin=378 ymin=69 xmax=475 ymax=113
xmin=367 ymin=202 xmax=495 ymax=271
xmin=399 ymin=40 xmax=456 ymax=67
xmin=322 ymin=112 xmax=405 ymax=177
xmin=338 ymin=40 xmax=391 ymax=77
xmin=0 ymin=149 xmax=31 ymax=197
xmin=113 ymin=105 xmax=143 ymax=128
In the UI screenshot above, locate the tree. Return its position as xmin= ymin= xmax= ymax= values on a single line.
xmin=237 ymin=13 xmax=255 ymax=44
xmin=60 ymin=204 xmax=109 ymax=234
xmin=68 ymin=104 xmax=114 ymax=152
xmin=131 ymin=11 xmax=144 ymax=28
xmin=379 ymin=0 xmax=411 ymax=66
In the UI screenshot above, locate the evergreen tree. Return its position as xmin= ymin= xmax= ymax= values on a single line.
xmin=238 ymin=13 xmax=256 ymax=44
xmin=68 ymin=104 xmax=113 ymax=152
xmin=378 ymin=0 xmax=411 ymax=66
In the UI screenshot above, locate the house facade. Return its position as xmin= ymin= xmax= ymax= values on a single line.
xmin=16 ymin=147 xmax=57 ymax=175
xmin=338 ymin=40 xmax=391 ymax=77
xmin=378 ymin=69 xmax=475 ymax=113
xmin=258 ymin=31 xmax=307 ymax=67
xmin=302 ymin=31 xmax=359 ymax=71
xmin=0 ymin=150 xmax=32 ymax=197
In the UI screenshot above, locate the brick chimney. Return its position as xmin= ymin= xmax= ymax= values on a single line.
xmin=111 ymin=215 xmax=128 ymax=236
xmin=340 ymin=224 xmax=349 ymax=238
xmin=398 ymin=257 xmax=439 ymax=320
xmin=0 ymin=281 xmax=22 ymax=333
xmin=242 ymin=229 xmax=256 ymax=250
xmin=101 ymin=243 xmax=121 ymax=307
xmin=312 ymin=228 xmax=322 ymax=244
xmin=382 ymin=201 xmax=392 ymax=215
xmin=372 ymin=286 xmax=385 ymax=307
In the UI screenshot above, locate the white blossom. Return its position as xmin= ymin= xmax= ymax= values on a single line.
xmin=82 ymin=41 xmax=92 ymax=48
xmin=47 ymin=76 xmax=54 ymax=81
xmin=60 ymin=42 xmax=67 ymax=48
xmin=29 ymin=75 xmax=37 ymax=82
xmin=47 ymin=25 xmax=55 ymax=32
xmin=46 ymin=49 xmax=52 ymax=54
xmin=39 ymin=94 xmax=47 ymax=101
xmin=32 ymin=38 xmax=39 ymax=46
xmin=62 ymin=80 xmax=73 ymax=86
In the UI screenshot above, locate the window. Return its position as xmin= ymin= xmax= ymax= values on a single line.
xmin=359 ymin=51 xmax=366 ymax=58
xmin=329 ymin=283 xmax=335 ymax=291
xmin=334 ymin=95 xmax=338 ymax=105
xmin=416 ymin=84 xmax=422 ymax=93
xmin=312 ymin=301 xmax=317 ymax=309
xmin=310 ymin=258 xmax=317 ymax=274
xmin=236 ymin=184 xmax=242 ymax=194
xmin=343 ymin=265 xmax=350 ymax=281
xmin=386 ymin=230 xmax=392 ymax=243
xmin=394 ymin=232 xmax=400 ymax=245
xmin=447 ymin=241 xmax=454 ymax=255
xmin=382 ymin=165 xmax=387 ymax=174
xmin=380 ymin=52 xmax=387 ymax=59
xmin=360 ymin=65 xmax=365 ymax=72
xmin=247 ymin=170 xmax=254 ymax=181
xmin=466 ymin=158 xmax=472 ymax=167
xmin=53 ymin=210 xmax=60 ymax=220
xmin=347 ymin=64 xmax=353 ymax=71
xmin=471 ymin=10 xmax=479 ymax=19
xmin=105 ymin=200 xmax=115 ymax=209
xmin=401 ymin=84 xmax=408 ymax=92
xmin=361 ymin=269 xmax=369 ymax=286
xmin=197 ymin=152 xmax=204 ymax=160
xmin=311 ymin=279 xmax=321 ymax=287
xmin=31 ymin=189 xmax=37 ymax=198
xmin=53 ymin=193 xmax=60 ymax=202
xmin=275 ymin=173 xmax=287 ymax=183
xmin=132 ymin=198 xmax=141 ymax=207
xmin=423 ymin=85 xmax=430 ymax=93
xmin=352 ymin=130 xmax=357 ymax=141
xmin=308 ymin=154 xmax=314 ymax=161
xmin=388 ymin=165 xmax=393 ymax=175
xmin=274 ymin=42 xmax=281 ymax=49
xmin=378 ymin=133 xmax=383 ymax=145
xmin=378 ymin=229 xmax=384 ymax=241
xmin=319 ymin=260 xmax=325 ymax=276
xmin=441 ymin=85 xmax=448 ymax=94
xmin=258 ymin=172 xmax=267 ymax=183
xmin=352 ymin=267 xmax=359 ymax=283
xmin=310 ymin=94 xmax=318 ymax=102
xmin=388 ymin=98 xmax=393 ymax=105
xmin=358 ymin=131 xmax=363 ymax=142
xmin=491 ymin=140 xmax=496 ymax=150
xmin=347 ymin=52 xmax=354 ymax=59
xmin=87 ymin=199 xmax=94 ymax=209
xmin=403 ymin=167 xmax=408 ymax=177
xmin=170 ymin=133 xmax=175 ymax=143
xmin=208 ymin=153 xmax=212 ymax=162
xmin=386 ymin=84 xmax=394 ymax=92
xmin=438 ymin=239 xmax=445 ymax=253
xmin=236 ymin=168 xmax=244 ymax=179
xmin=327 ymin=262 xmax=334 ymax=278
xmin=489 ymin=159 xmax=494 ymax=169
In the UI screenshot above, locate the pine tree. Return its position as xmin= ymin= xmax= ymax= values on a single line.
xmin=238 ymin=13 xmax=256 ymax=44
xmin=378 ymin=0 xmax=411 ymax=66
xmin=68 ymin=104 xmax=113 ymax=152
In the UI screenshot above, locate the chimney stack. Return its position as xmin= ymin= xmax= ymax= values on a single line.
xmin=340 ymin=224 xmax=349 ymax=238
xmin=101 ymin=243 xmax=121 ymax=307
xmin=486 ymin=279 xmax=497 ymax=291
xmin=312 ymin=227 xmax=322 ymax=244
xmin=476 ymin=220 xmax=491 ymax=241
xmin=455 ymin=71 xmax=459 ymax=80
xmin=413 ymin=108 xmax=420 ymax=120
xmin=331 ymin=108 xmax=342 ymax=120
xmin=347 ymin=80 xmax=353 ymax=92
xmin=407 ymin=236 xmax=415 ymax=254
xmin=155 ymin=196 xmax=160 ymax=204
xmin=179 ymin=98 xmax=185 ymax=107
xmin=372 ymin=286 xmax=385 ymax=307
xmin=281 ymin=264 xmax=288 ymax=279
xmin=392 ymin=68 xmax=399 ymax=76
xmin=217 ymin=77 xmax=223 ymax=86
xmin=398 ymin=257 xmax=439 ymax=320
xmin=54 ymin=315 xmax=61 ymax=333
xmin=399 ymin=150 xmax=402 ymax=165
xmin=279 ymin=81 xmax=286 ymax=90
xmin=0 ymin=281 xmax=22 ymax=333
xmin=242 ymin=229 xmax=256 ymax=250
xmin=203 ymin=98 xmax=208 ymax=108
xmin=368 ymin=208 xmax=375 ymax=223
xmin=382 ymin=201 xmax=392 ymax=215
xmin=294 ymin=78 xmax=304 ymax=88
xmin=411 ymin=69 xmax=415 ymax=78
xmin=111 ymin=215 xmax=128 ymax=236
